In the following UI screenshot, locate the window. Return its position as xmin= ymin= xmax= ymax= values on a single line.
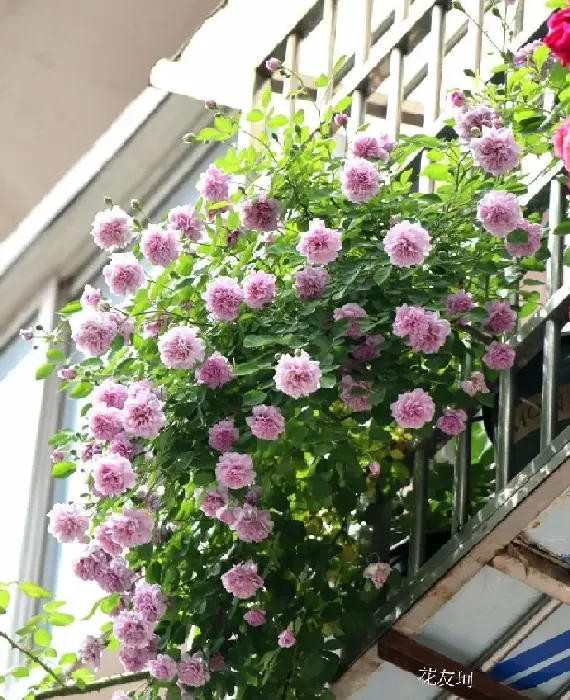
xmin=0 ymin=322 xmax=44 ymax=669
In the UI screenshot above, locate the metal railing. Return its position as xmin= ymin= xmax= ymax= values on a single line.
xmin=241 ymin=0 xmax=562 ymax=579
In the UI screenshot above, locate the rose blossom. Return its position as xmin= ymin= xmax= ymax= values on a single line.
xmin=278 ymin=629 xmax=296 ymax=648
xmin=70 ymin=310 xmax=116 ymax=357
xmin=352 ymin=334 xmax=384 ymax=361
xmin=113 ymin=610 xmax=154 ymax=649
xmin=445 ymin=290 xmax=473 ymax=314
xmin=158 ymin=325 xmax=205 ymax=370
xmin=471 ymin=127 xmax=520 ymax=176
xmin=112 ymin=693 xmax=130 ymax=700
xmin=133 ymin=582 xmax=166 ymax=622
xmin=514 ymin=40 xmax=553 ymax=69
xmin=78 ymin=635 xmax=102 ymax=669
xmin=148 ymin=654 xmax=178 ymax=681
xmin=57 ymin=367 xmax=77 ymax=380
xmin=94 ymin=523 xmax=123 ymax=556
xmin=87 ymin=402 xmax=123 ymax=441
xmin=477 ymin=191 xmax=522 ymax=237
xmin=242 ymin=196 xmax=281 ymax=232
xmin=199 ymin=486 xmax=228 ymax=517
xmin=505 ymin=219 xmax=542 ymax=258
xmin=483 ymin=341 xmax=516 ymax=370
xmin=437 ymin=408 xmax=468 ymax=436
xmin=275 ymin=351 xmax=321 ymax=399
xmin=178 ymin=653 xmax=210 ymax=687
xmin=246 ymin=404 xmax=285 ymax=440
xmin=221 ymin=561 xmax=264 ymax=599
xmin=103 ymin=253 xmax=145 ymax=296
xmin=485 ymin=300 xmax=516 ymax=335
xmin=460 ymin=371 xmax=489 ymax=397
xmin=210 ymin=653 xmax=225 ymax=672
xmin=383 ymin=220 xmax=431 ymax=267
xmin=334 ymin=113 xmax=348 ymax=127
xmin=454 ymin=104 xmax=496 ymax=141
xmin=81 ymin=284 xmax=101 ymax=307
xmin=91 ymin=206 xmax=133 ymax=250
xmin=363 ymin=562 xmax=391 ymax=589
xmin=368 ymin=461 xmax=381 ymax=475
xmin=390 ymin=388 xmax=435 ymax=429
xmin=204 ymin=277 xmax=243 ymax=321
xmin=244 ymin=609 xmax=266 ymax=626
xmin=393 ymin=304 xmax=429 ymax=338
xmin=108 ymin=507 xmax=154 ymax=548
xmin=216 ymin=506 xmax=240 ymax=527
xmin=407 ymin=311 xmax=451 ymax=354
xmin=196 ymin=164 xmax=230 ymax=203
xmin=266 ymin=57 xmax=281 ymax=71
xmin=208 ymin=419 xmax=239 ymax=452
xmin=95 ymin=556 xmax=136 ymax=594
xmin=544 ymin=6 xmax=570 ymax=67
xmin=242 ymin=271 xmax=276 ymax=309
xmin=119 ymin=642 xmax=156 ymax=673
xmin=216 ymin=452 xmax=255 ymax=490
xmin=109 ymin=432 xmax=135 ymax=460
xmin=92 ymin=378 xmax=128 ymax=409
xmin=450 ymin=90 xmax=464 ymax=107
xmin=340 ymin=375 xmax=373 ymax=412
xmin=297 ymin=219 xmax=342 ymax=265
xmin=73 ymin=547 xmax=109 ymax=581
xmin=340 ymin=157 xmax=381 ymax=202
xmin=91 ymin=454 xmax=136 ymax=497
xmin=553 ymin=117 xmax=570 ymax=171
xmin=50 ymin=449 xmax=64 ymax=463
xmin=121 ymin=390 xmax=165 ymax=439
xmin=196 ymin=352 xmax=233 ymax=388
xmin=350 ymin=133 xmax=394 ymax=161
xmin=294 ymin=266 xmax=330 ymax=299
xmin=234 ymin=506 xmax=274 ymax=543
xmin=333 ymin=303 xmax=367 ymax=338
xmin=47 ymin=503 xmax=89 ymax=544
xmin=168 ymin=205 xmax=204 ymax=241
xmin=141 ymin=225 xmax=180 ymax=267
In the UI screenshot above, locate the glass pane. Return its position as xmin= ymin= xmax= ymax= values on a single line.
xmin=0 ymin=321 xmax=43 ymax=670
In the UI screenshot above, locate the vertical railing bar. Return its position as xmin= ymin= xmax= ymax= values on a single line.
xmin=453 ymin=349 xmax=472 ymax=533
xmin=319 ymin=0 xmax=338 ymax=105
xmin=419 ymin=3 xmax=446 ymax=194
xmin=514 ymin=0 xmax=525 ymax=36
xmin=541 ymin=179 xmax=565 ymax=449
xmin=349 ymin=0 xmax=373 ymax=137
xmin=284 ymin=32 xmax=301 ymax=122
xmin=408 ymin=447 xmax=428 ymax=576
xmin=386 ymin=0 xmax=410 ymax=140
xmin=467 ymin=0 xmax=485 ymax=76
xmin=495 ymin=366 xmax=515 ymax=494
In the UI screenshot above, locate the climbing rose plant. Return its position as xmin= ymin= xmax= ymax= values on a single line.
xmin=3 ymin=2 xmax=570 ymax=698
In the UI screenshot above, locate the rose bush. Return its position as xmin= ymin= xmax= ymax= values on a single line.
xmin=3 ymin=2 xmax=570 ymax=698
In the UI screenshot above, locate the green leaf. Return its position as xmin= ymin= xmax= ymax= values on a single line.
xmin=0 ymin=590 xmax=9 ymax=614
xmin=420 ymin=164 xmax=452 ymax=182
xmin=373 ymin=267 xmax=391 ymax=286
xmin=33 ymin=628 xmax=51 ymax=647
xmin=234 ymin=359 xmax=273 ymax=376
xmin=69 ymin=381 xmax=93 ymax=399
xmin=334 ymin=96 xmax=351 ymax=113
xmin=546 ymin=0 xmax=567 ymax=8
xmin=246 ymin=109 xmax=264 ymax=122
xmin=194 ymin=470 xmax=214 ymax=487
xmin=477 ymin=392 xmax=495 ymax=407
xmin=243 ymin=390 xmax=267 ymax=406
xmin=315 ymin=74 xmax=329 ymax=88
xmin=60 ymin=652 xmax=77 ymax=665
xmin=47 ymin=612 xmax=75 ymax=626
xmin=59 ymin=300 xmax=82 ymax=314
xmin=46 ymin=348 xmax=65 ymax=362
xmin=267 ymin=115 xmax=289 ymax=130
xmin=507 ymin=228 xmax=529 ymax=244
xmin=320 ymin=374 xmax=336 ymax=389
xmin=100 ymin=594 xmax=121 ymax=614
xmin=51 ymin=461 xmax=76 ymax=479
xmin=261 ymin=87 xmax=272 ymax=109
xmin=18 ymin=582 xmax=51 ymax=598
xmin=43 ymin=600 xmax=67 ymax=612
xmin=11 ymin=667 xmax=29 ymax=679
xmin=333 ymin=55 xmax=347 ymax=75
xmin=243 ymin=335 xmax=280 ymax=348
xmin=35 ymin=363 xmax=55 ymax=380
xmin=554 ymin=220 xmax=570 ymax=236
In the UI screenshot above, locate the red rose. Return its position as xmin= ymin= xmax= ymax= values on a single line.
xmin=544 ymin=8 xmax=570 ymax=66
